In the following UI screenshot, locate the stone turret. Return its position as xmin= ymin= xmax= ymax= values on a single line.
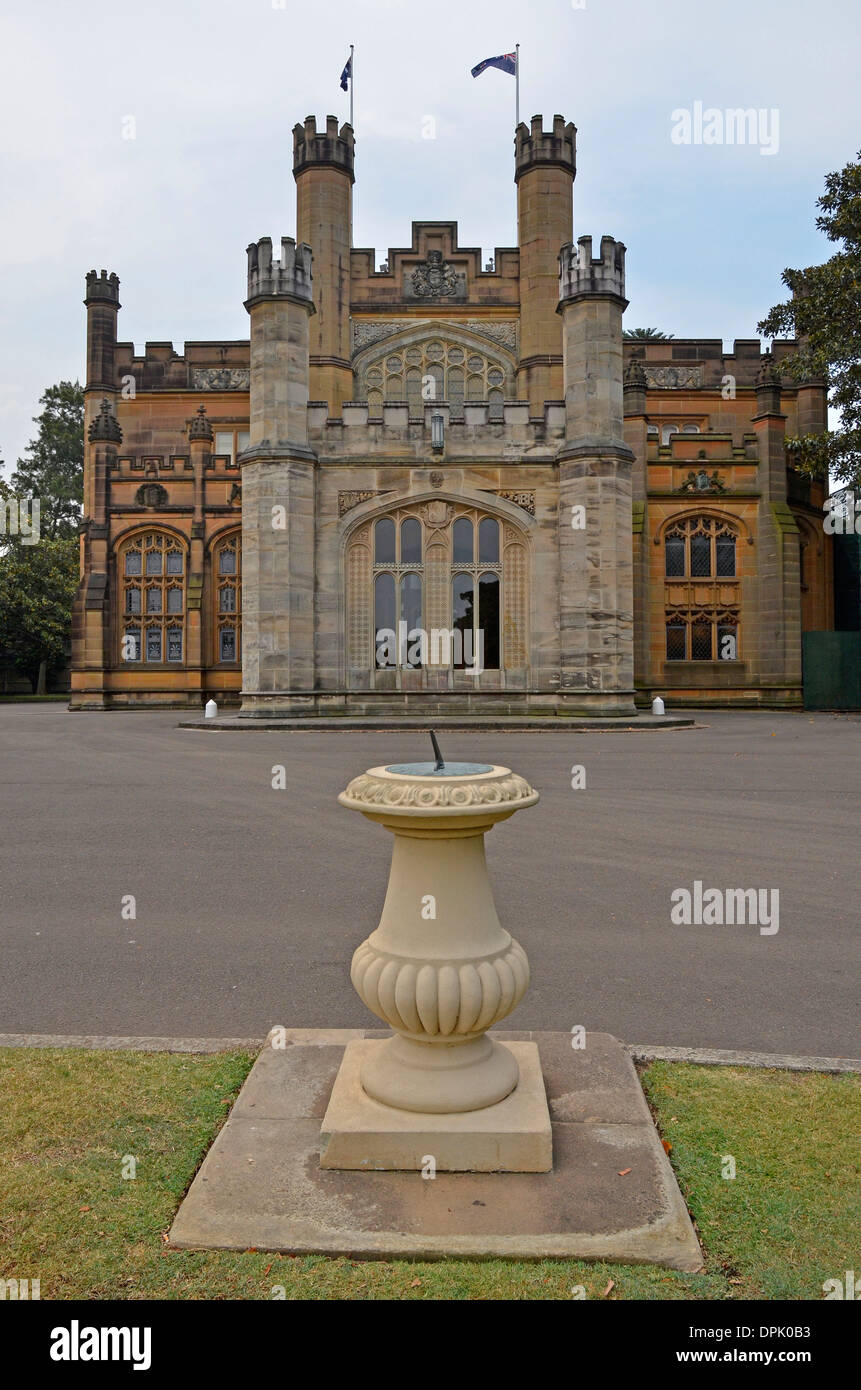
xmin=293 ymin=116 xmax=354 ymax=414
xmin=515 ymin=115 xmax=576 ymax=412
xmin=555 ymin=234 xmax=635 ymax=714
xmin=240 ymin=235 xmax=317 ymax=715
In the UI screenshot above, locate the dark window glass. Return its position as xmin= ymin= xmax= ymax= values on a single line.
xmin=145 ymin=550 xmax=162 ymax=576
xmin=690 ymin=536 xmax=711 ymax=578
xmin=452 ymin=517 xmax=473 ymax=564
xmin=123 ymin=628 xmax=141 ymax=662
xmin=715 ymin=536 xmax=736 ymax=577
xmin=374 ymin=518 xmax=396 ymax=565
xmin=167 ymin=587 xmax=183 ymax=613
xmin=146 ymin=628 xmax=162 ymax=662
xmin=374 ymin=572 xmax=396 ymax=666
xmin=452 ymin=572 xmax=474 ymax=669
xmin=125 ymin=587 xmax=141 ymax=614
xmin=220 ymin=629 xmax=237 ymax=662
xmin=166 ymin=629 xmax=183 ymax=662
xmin=124 ymin=550 xmax=142 ymax=576
xmin=666 ymin=624 xmax=686 ymax=661
xmin=219 ymin=549 xmax=236 ymax=576
xmin=146 ymin=588 xmax=162 ymax=613
xmin=691 ymin=622 xmax=712 ymax=659
xmin=401 ymin=573 xmax=422 ymax=667
xmin=665 ymin=536 xmax=685 ymax=577
xmin=478 ymin=572 xmax=500 ymax=670
xmin=219 ymin=586 xmax=236 ymax=613
xmin=401 ymin=518 xmax=422 ymax=565
xmin=166 ymin=551 xmax=183 ymax=575
xmin=478 ymin=517 xmax=499 ymax=564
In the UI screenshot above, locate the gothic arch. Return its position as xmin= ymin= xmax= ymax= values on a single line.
xmin=353 ymin=322 xmax=517 ymax=415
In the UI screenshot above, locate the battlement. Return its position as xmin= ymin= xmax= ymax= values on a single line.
xmin=84 ymin=269 xmax=120 ymax=308
xmin=558 ymin=236 xmax=627 ymax=304
xmin=293 ymin=114 xmax=355 ymax=182
xmin=514 ymin=114 xmax=576 ymax=182
xmin=245 ymin=237 xmax=314 ymax=309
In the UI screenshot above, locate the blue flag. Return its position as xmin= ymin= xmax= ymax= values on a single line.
xmin=471 ymin=52 xmax=516 ymax=79
xmin=340 ymin=55 xmax=352 ymax=90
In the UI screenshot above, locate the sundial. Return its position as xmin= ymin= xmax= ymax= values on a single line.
xmin=385 ymin=730 xmax=494 ymax=778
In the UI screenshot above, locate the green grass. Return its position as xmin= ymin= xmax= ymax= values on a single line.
xmin=0 ymin=1048 xmax=857 ymax=1300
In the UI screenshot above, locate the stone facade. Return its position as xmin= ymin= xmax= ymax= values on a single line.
xmin=70 ymin=112 xmax=833 ymax=713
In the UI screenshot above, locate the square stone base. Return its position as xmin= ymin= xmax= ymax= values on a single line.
xmin=320 ymin=1040 xmax=552 ymax=1172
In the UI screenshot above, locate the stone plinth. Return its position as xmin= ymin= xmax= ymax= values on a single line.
xmin=320 ymin=759 xmax=552 ymax=1171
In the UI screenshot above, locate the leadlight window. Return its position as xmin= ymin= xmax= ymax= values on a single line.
xmin=665 ymin=611 xmax=739 ymax=662
xmin=665 ymin=517 xmax=737 ymax=580
xmin=214 ymin=533 xmax=241 ymax=663
xmin=120 ymin=533 xmax=185 ymax=664
xmin=359 ymin=339 xmax=514 ymax=419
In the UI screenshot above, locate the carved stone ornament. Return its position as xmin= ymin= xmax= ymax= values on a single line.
xmin=87 ymin=398 xmax=122 ymax=444
xmin=410 ymin=250 xmax=460 ymax=299
xmin=135 ymin=482 xmax=168 ymax=508
xmin=338 ymin=489 xmax=379 ymax=516
xmin=190 ymin=367 xmax=250 ymax=391
xmin=645 ymin=366 xmax=703 ymax=389
xmin=680 ymin=469 xmax=726 ymax=494
xmin=340 ymin=766 xmax=537 ymax=815
xmin=493 ymin=490 xmax=535 ymax=516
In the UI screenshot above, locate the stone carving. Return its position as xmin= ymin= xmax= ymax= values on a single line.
xmin=338 ymin=490 xmax=378 ymax=516
xmin=190 ymin=367 xmax=250 ymax=391
xmin=352 ymin=319 xmax=517 ymax=355
xmin=341 ymin=768 xmax=536 ymax=811
xmin=680 ymin=469 xmax=726 ymax=494
xmin=351 ymin=937 xmax=530 ymax=1038
xmin=423 ymin=500 xmax=452 ymax=527
xmin=187 ymin=403 xmax=213 ymax=441
xmin=493 ymin=490 xmax=535 ymax=516
xmin=135 ymin=483 xmax=168 ymax=508
xmin=409 ymin=249 xmax=461 ymax=299
xmin=645 ymin=366 xmax=703 ymax=389
xmin=430 ymin=471 xmax=444 ymax=488
xmin=87 ymin=398 xmax=122 ymax=444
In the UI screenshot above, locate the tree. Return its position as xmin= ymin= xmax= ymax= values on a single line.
xmin=758 ymin=151 xmax=861 ymax=488
xmin=2 ymin=381 xmax=84 ymax=540
xmin=0 ymin=536 xmax=79 ymax=692
xmin=0 ymin=380 xmax=85 ymax=692
xmin=622 ymin=327 xmax=675 ymax=340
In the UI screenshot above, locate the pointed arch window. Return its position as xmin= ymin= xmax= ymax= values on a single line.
xmin=119 ymin=532 xmax=185 ymax=664
xmin=213 ymin=532 xmax=242 ymax=663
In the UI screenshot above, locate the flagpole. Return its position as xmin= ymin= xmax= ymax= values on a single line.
xmin=349 ymin=44 xmax=354 ymax=127
xmin=515 ymin=43 xmax=520 ymax=126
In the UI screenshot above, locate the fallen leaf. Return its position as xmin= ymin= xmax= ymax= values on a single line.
xmin=263 ymin=1263 xmax=272 ymax=1277
xmin=618 ymin=1168 xmax=632 ymax=1177
xmin=602 ymin=1279 xmax=615 ymax=1297
xmin=662 ymin=1140 xmax=672 ymax=1154
xmin=410 ymin=1278 xmax=421 ymax=1287
xmin=78 ymin=1206 xmax=91 ymax=1213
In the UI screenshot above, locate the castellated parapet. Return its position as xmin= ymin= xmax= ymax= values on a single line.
xmin=84 ymin=269 xmax=121 ymax=307
xmin=514 ymin=114 xmax=576 ymax=181
xmin=558 ymin=236 xmax=627 ymax=306
xmin=245 ymin=237 xmax=314 ymax=310
xmin=293 ymin=114 xmax=355 ymax=182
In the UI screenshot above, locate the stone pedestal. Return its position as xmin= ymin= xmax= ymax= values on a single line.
xmin=319 ymin=759 xmax=552 ymax=1171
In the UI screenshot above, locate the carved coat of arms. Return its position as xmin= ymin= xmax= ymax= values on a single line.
xmin=410 ymin=250 xmax=459 ymax=299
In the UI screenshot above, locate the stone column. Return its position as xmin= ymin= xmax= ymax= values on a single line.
xmin=753 ymin=353 xmax=802 ymax=700
xmin=239 ymin=237 xmax=317 ymax=715
xmin=515 ymin=115 xmax=576 ymax=412
xmin=71 ymin=400 xmax=121 ymax=707
xmin=624 ymin=357 xmax=650 ymax=694
xmin=186 ymin=404 xmax=212 ymax=680
xmin=556 ymin=236 xmax=636 ymax=715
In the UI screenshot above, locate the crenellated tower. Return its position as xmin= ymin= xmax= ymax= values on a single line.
xmin=293 ymin=115 xmax=354 ymax=414
xmin=515 ymin=115 xmax=576 ymax=413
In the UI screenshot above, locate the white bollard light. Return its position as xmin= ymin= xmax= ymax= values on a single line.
xmin=651 ymin=696 xmax=665 ymax=716
xmin=205 ymin=699 xmax=218 ymax=719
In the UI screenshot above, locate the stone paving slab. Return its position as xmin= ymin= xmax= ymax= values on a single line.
xmin=169 ymin=1030 xmax=703 ymax=1269
xmin=179 ymin=714 xmax=697 ymax=732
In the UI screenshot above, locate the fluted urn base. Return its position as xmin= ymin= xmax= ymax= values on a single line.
xmin=360 ymin=1033 xmax=519 ymax=1114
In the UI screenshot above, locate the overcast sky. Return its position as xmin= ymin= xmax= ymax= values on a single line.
xmin=0 ymin=0 xmax=857 ymax=473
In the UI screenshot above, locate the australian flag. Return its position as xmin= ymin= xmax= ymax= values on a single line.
xmin=471 ymin=52 xmax=516 ymax=79
xmin=340 ymin=54 xmax=352 ymax=91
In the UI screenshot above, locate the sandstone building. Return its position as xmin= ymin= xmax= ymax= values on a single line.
xmin=71 ymin=113 xmax=832 ymax=714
